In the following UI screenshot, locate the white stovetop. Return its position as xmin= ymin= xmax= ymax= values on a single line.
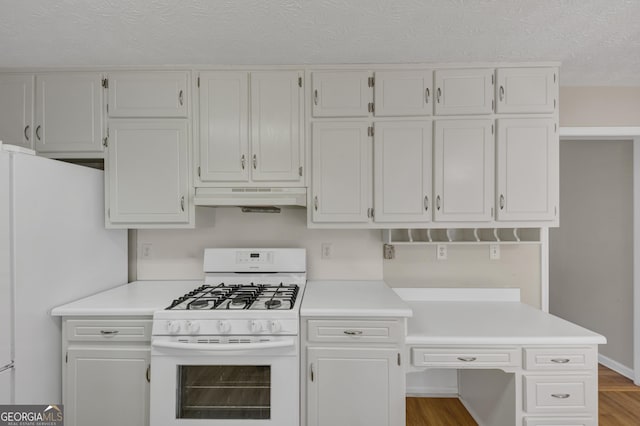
xmin=300 ymin=280 xmax=412 ymax=318
xmin=51 ymin=280 xmax=201 ymax=316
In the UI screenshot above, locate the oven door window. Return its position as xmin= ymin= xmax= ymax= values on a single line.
xmin=177 ymin=365 xmax=271 ymax=419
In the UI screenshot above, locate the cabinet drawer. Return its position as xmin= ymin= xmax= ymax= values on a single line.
xmin=523 ymin=375 xmax=595 ymax=414
xmin=66 ymin=319 xmax=152 ymax=342
xmin=412 ymin=347 xmax=519 ymax=368
xmin=307 ymin=319 xmax=402 ymax=344
xmin=524 ymin=347 xmax=596 ymax=371
xmin=523 ymin=417 xmax=596 ymax=426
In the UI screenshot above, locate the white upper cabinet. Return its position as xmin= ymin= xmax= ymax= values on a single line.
xmin=374 ymin=71 xmax=432 ymax=117
xmin=250 ymin=71 xmax=302 ymax=182
xmin=312 ymin=122 xmax=371 ymax=223
xmin=35 ymin=72 xmax=104 ymax=154
xmin=107 ymin=71 xmax=189 ymax=117
xmin=374 ymin=121 xmax=432 ymax=223
xmin=312 ymin=71 xmax=371 ymax=117
xmin=197 ymin=70 xmax=303 ymax=186
xmin=434 ymin=119 xmax=494 ymax=222
xmin=496 ymin=68 xmax=557 ymax=114
xmin=198 ymin=71 xmax=249 ymax=182
xmin=434 ymin=69 xmax=494 ymax=115
xmin=106 ymin=120 xmax=189 ymax=226
xmin=0 ymin=74 xmax=34 ymax=149
xmin=496 ymin=118 xmax=558 ymax=221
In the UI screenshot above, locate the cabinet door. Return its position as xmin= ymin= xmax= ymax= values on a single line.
xmin=311 ymin=71 xmax=371 ymax=117
xmin=434 ymin=69 xmax=494 ymax=115
xmin=496 ymin=118 xmax=557 ymax=221
xmin=434 ymin=119 xmax=494 ymax=222
xmin=107 ymin=71 xmax=189 ymax=117
xmin=251 ymin=71 xmax=302 ymax=182
xmin=374 ymin=121 xmax=432 ymax=223
xmin=66 ymin=347 xmax=149 ymax=426
xmin=198 ymin=71 xmax=249 ymax=182
xmin=0 ymin=74 xmax=34 ymax=149
xmin=307 ymin=347 xmax=404 ymax=426
xmin=496 ymin=68 xmax=557 ymax=113
xmin=374 ymin=71 xmax=432 ymax=117
xmin=311 ymin=122 xmax=371 ymax=223
xmin=107 ymin=120 xmax=189 ymax=225
xmin=34 ymin=73 xmax=103 ymax=154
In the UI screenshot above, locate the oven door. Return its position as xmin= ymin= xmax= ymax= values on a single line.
xmin=150 ymin=336 xmax=299 ymax=426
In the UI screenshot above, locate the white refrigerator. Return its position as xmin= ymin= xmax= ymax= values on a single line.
xmin=0 ymin=143 xmax=128 ymax=404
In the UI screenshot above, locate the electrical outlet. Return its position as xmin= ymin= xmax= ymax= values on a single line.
xmin=321 ymin=243 xmax=332 ymax=259
xmin=490 ymin=244 xmax=500 ymax=260
xmin=141 ymin=243 xmax=153 ymax=259
xmin=436 ymin=244 xmax=447 ymax=260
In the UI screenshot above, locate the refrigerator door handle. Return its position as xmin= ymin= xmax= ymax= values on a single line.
xmin=0 ymin=362 xmax=14 ymax=373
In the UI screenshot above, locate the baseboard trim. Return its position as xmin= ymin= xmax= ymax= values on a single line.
xmin=599 ymin=353 xmax=634 ymax=380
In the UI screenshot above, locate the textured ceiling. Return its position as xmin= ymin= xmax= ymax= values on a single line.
xmin=0 ymin=0 xmax=639 ymax=85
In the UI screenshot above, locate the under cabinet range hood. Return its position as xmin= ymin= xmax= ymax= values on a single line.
xmin=194 ymin=187 xmax=307 ymax=207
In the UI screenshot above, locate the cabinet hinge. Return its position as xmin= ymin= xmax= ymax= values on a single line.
xmin=491 ymin=124 xmax=494 ymax=135
xmin=197 ymin=76 xmax=200 ymax=88
xmin=367 ymin=126 xmax=374 ymax=137
xmin=106 ymin=103 xmax=109 ymax=114
xmin=298 ymin=166 xmax=303 ymax=177
xmin=101 ymin=78 xmax=108 ymax=89
xmin=298 ymin=76 xmax=302 ymax=88
xmin=397 ymin=353 xmax=401 ymax=366
xmin=197 ymin=166 xmax=201 ymax=178
xmin=554 ymin=73 xmax=557 ymax=83
xmin=491 ymin=207 xmax=494 ymax=218
xmin=65 ymin=352 xmax=68 ymax=363
xmin=368 ymin=102 xmax=375 ymax=113
xmin=368 ymin=76 xmax=375 ymax=87
xmin=554 ymin=99 xmax=557 ymax=110
xmin=107 ymin=208 xmax=110 ymax=219
xmin=491 ymin=74 xmax=494 ymax=85
xmin=103 ymin=128 xmax=109 ymax=148
xmin=491 ymin=99 xmax=494 ymax=111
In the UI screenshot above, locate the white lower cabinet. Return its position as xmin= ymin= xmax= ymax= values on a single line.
xmin=523 ymin=417 xmax=596 ymax=426
xmin=62 ymin=317 xmax=152 ymax=426
xmin=66 ymin=348 xmax=150 ymax=426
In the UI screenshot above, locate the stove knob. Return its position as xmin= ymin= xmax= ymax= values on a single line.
xmin=186 ymin=320 xmax=200 ymax=334
xmin=269 ymin=320 xmax=282 ymax=333
xmin=217 ymin=320 xmax=231 ymax=334
xmin=249 ymin=320 xmax=263 ymax=333
xmin=167 ymin=320 xmax=181 ymax=334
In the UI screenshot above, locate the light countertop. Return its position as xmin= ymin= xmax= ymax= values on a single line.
xmin=301 ymin=280 xmax=412 ymax=318
xmin=404 ymin=300 xmax=606 ymax=345
xmin=51 ymin=280 xmax=201 ymax=316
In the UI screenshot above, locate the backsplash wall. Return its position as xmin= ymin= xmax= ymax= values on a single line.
xmin=135 ymin=208 xmax=542 ymax=307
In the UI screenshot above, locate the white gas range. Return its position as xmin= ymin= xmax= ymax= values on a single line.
xmin=150 ymin=248 xmax=306 ymax=426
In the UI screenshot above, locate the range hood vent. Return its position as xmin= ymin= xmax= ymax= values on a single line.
xmin=194 ymin=187 xmax=307 ymax=207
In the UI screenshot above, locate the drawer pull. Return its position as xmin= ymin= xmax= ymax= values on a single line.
xmin=457 ymin=356 xmax=477 ymax=362
xmin=551 ymin=358 xmax=571 ymax=364
xmin=551 ymin=393 xmax=571 ymax=399
xmin=343 ymin=330 xmax=363 ymax=336
xmin=100 ymin=330 xmax=119 ymax=336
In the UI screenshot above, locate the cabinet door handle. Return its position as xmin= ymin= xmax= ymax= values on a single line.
xmin=436 ymin=195 xmax=441 ymax=211
xmin=35 ymin=125 xmax=42 ymax=141
xmin=436 ymin=87 xmax=441 ymax=103
xmin=100 ymin=330 xmax=119 ymax=336
xmin=499 ymin=194 xmax=505 ymax=210
xmin=241 ymin=154 xmax=246 ymax=170
xmin=146 ymin=365 xmax=150 ymax=383
xmin=178 ymin=90 xmax=184 ymax=106
xmin=180 ymin=196 xmax=185 ymax=212
xmin=314 ymin=196 xmax=318 ymax=211
xmin=551 ymin=358 xmax=571 ymax=364
xmin=551 ymin=393 xmax=570 ymax=399
xmin=310 ymin=363 xmax=314 ymax=382
xmin=424 ymin=195 xmax=429 ymax=211
xmin=24 ymin=125 xmax=30 ymax=141
xmin=343 ymin=330 xmax=363 ymax=336
xmin=499 ymin=85 xmax=505 ymax=102
xmin=425 ymin=88 xmax=430 ymax=104
xmin=252 ymin=154 xmax=257 ymax=169
xmin=457 ymin=356 xmax=477 ymax=362
xmin=314 ymin=89 xmax=319 ymax=106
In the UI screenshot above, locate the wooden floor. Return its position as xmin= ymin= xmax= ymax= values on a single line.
xmin=406 ymin=365 xmax=640 ymax=426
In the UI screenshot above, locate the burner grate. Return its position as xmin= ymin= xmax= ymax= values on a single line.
xmin=165 ymin=283 xmax=299 ymax=310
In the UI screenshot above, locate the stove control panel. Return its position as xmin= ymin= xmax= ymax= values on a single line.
xmin=154 ymin=318 xmax=298 ymax=336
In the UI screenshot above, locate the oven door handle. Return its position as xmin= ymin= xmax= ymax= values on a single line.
xmin=152 ymin=339 xmax=295 ymax=352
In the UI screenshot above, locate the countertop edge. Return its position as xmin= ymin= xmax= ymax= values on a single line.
xmin=300 ymin=308 xmax=413 ymax=318
xmin=405 ymin=336 xmax=607 ymax=345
